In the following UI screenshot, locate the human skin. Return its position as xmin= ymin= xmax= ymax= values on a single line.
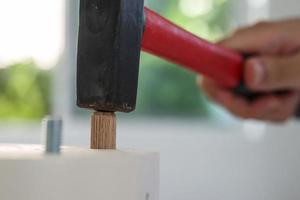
xmin=198 ymin=19 xmax=300 ymax=122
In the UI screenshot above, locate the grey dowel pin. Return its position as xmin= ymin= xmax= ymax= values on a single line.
xmin=42 ymin=116 xmax=62 ymax=154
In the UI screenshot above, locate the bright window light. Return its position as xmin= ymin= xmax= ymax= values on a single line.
xmin=247 ymin=0 xmax=269 ymax=9
xmin=179 ymin=0 xmax=213 ymax=18
xmin=0 ymin=1 xmax=64 ymax=69
xmin=243 ymin=121 xmax=266 ymax=143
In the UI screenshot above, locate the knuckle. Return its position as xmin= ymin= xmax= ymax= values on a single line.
xmin=231 ymin=28 xmax=246 ymax=37
xmin=253 ymin=21 xmax=270 ymax=28
xmin=233 ymin=21 xmax=270 ymax=36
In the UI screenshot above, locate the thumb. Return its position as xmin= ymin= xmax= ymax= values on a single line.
xmin=244 ymin=53 xmax=300 ymax=91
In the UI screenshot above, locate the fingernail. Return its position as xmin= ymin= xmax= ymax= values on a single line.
xmin=196 ymin=75 xmax=203 ymax=85
xmin=249 ymin=59 xmax=266 ymax=86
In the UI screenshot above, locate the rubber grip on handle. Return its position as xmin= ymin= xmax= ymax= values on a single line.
xmin=141 ymin=7 xmax=243 ymax=88
xmin=233 ymin=83 xmax=262 ymax=100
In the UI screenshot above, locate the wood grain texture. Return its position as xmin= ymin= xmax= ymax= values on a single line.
xmin=77 ymin=0 xmax=144 ymax=113
xmin=91 ymin=112 xmax=116 ymax=149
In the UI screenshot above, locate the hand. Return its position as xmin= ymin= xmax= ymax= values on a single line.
xmin=198 ymin=19 xmax=300 ymax=122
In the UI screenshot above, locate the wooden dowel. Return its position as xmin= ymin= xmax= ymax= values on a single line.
xmin=91 ymin=112 xmax=116 ymax=149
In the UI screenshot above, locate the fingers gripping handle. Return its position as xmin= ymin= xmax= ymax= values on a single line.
xmin=141 ymin=8 xmax=243 ymax=88
xmin=141 ymin=8 xmax=300 ymax=116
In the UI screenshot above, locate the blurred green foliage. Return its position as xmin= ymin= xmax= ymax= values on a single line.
xmin=0 ymin=61 xmax=51 ymax=121
xmin=135 ymin=0 xmax=229 ymax=116
xmin=137 ymin=55 xmax=210 ymax=116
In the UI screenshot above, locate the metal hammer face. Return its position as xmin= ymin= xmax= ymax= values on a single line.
xmin=77 ymin=0 xmax=144 ymax=112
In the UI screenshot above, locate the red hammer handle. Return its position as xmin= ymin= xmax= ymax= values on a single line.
xmin=142 ymin=8 xmax=244 ymax=88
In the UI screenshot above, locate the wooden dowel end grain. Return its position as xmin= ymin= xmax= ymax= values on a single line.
xmin=91 ymin=112 xmax=116 ymax=149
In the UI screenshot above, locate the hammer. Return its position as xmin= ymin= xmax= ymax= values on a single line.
xmin=77 ymin=0 xmax=257 ymax=149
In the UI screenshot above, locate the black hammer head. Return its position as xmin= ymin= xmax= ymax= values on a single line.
xmin=77 ymin=0 xmax=144 ymax=112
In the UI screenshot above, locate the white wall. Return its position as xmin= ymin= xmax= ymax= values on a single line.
xmin=270 ymin=0 xmax=300 ymax=19
xmin=231 ymin=0 xmax=300 ymax=27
